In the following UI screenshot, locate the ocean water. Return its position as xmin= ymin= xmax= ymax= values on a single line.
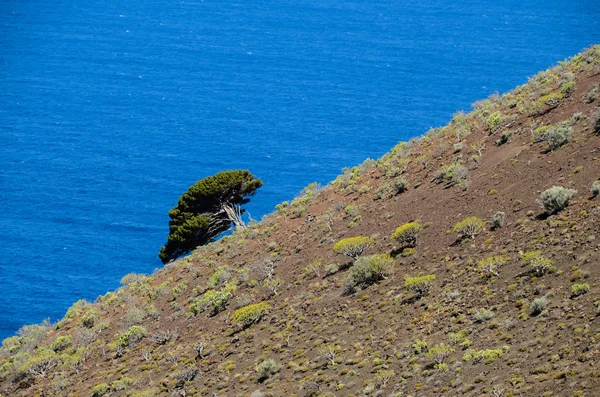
xmin=1 ymin=0 xmax=599 ymax=339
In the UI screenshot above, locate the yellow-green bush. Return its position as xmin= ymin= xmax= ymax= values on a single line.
xmin=232 ymin=302 xmax=271 ymax=328
xmin=18 ymin=348 xmax=59 ymax=376
xmin=463 ymin=348 xmax=504 ymax=364
xmin=189 ymin=287 xmax=233 ymax=317
xmin=342 ymin=254 xmax=394 ymax=294
xmin=571 ymin=283 xmax=590 ymax=297
xmin=477 ymin=256 xmax=507 ymax=277
xmin=91 ymin=383 xmax=110 ymax=397
xmin=453 ymin=216 xmax=485 ymax=239
xmin=50 ymin=335 xmax=72 ymax=353
xmin=114 ymin=325 xmax=146 ymax=348
xmin=333 ymin=236 xmax=375 ymax=259
xmin=404 ymin=274 xmax=436 ymax=297
xmin=391 ymin=221 xmax=422 ymax=247
xmin=522 ymin=251 xmax=553 ymax=276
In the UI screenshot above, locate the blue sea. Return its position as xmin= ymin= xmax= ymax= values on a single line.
xmin=1 ymin=0 xmax=599 ymax=339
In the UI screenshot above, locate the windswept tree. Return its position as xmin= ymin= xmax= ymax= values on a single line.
xmin=159 ymin=170 xmax=262 ymax=263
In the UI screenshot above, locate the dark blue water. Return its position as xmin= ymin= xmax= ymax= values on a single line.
xmin=1 ymin=0 xmax=599 ymax=339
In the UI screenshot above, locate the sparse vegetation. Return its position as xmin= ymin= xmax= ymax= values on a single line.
xmin=2 ymin=45 xmax=600 ymax=397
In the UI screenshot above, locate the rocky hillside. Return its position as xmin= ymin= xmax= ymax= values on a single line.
xmin=2 ymin=46 xmax=600 ymax=397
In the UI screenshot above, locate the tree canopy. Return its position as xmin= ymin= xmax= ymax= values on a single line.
xmin=159 ymin=170 xmax=262 ymax=263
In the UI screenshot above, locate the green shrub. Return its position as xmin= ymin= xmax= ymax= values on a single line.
xmin=376 ymin=177 xmax=408 ymax=199
xmin=521 ymin=251 xmax=554 ymax=276
xmin=477 ymin=256 xmax=507 ymax=277
xmin=232 ymin=302 xmax=271 ymax=328
xmin=530 ymin=297 xmax=548 ymax=315
xmin=207 ymin=266 xmax=232 ymax=288
xmin=111 ymin=377 xmax=134 ymax=391
xmin=474 ymin=309 xmax=494 ymax=322
xmin=560 ymin=80 xmax=575 ymax=97
xmin=256 ymin=358 xmax=279 ymax=380
xmin=324 ymin=263 xmax=340 ymax=276
xmin=426 ymin=344 xmax=455 ymax=364
xmin=50 ymin=335 xmax=72 ymax=353
xmin=463 ymin=348 xmax=504 ymax=364
xmin=434 ymin=162 xmax=463 ymax=185
xmin=343 ymin=254 xmax=394 ymax=293
xmin=115 ymin=325 xmax=146 ymax=348
xmin=18 ymin=348 xmax=59 ymax=376
xmin=81 ymin=309 xmax=98 ymax=329
xmin=404 ymin=274 xmax=436 ymax=297
xmin=538 ymin=186 xmax=576 ymax=215
xmin=391 ymin=221 xmax=422 ymax=247
xmin=571 ymin=283 xmax=590 ymax=297
xmin=591 ymin=180 xmax=600 ymax=197
xmin=546 ymin=125 xmax=572 ymax=150
xmin=594 ymin=109 xmax=600 ymax=135
xmin=333 ymin=236 xmax=375 ymax=259
xmin=453 ymin=216 xmax=485 ymax=239
xmin=412 ymin=339 xmax=428 ymax=354
xmin=91 ymin=383 xmax=110 ymax=397
xmin=486 ymin=111 xmax=503 ymax=132
xmin=490 ymin=211 xmax=505 ymax=229
xmin=197 ymin=288 xmax=232 ymax=316
xmin=275 ymin=201 xmax=289 ymax=214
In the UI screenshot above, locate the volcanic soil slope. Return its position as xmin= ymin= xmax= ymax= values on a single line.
xmin=2 ymin=45 xmax=600 ymax=397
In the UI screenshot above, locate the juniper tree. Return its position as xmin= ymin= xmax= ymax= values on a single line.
xmin=159 ymin=170 xmax=262 ymax=263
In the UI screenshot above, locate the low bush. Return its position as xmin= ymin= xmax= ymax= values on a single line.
xmin=530 ymin=297 xmax=548 ymax=315
xmin=427 ymin=344 xmax=455 ymax=364
xmin=333 ymin=236 xmax=375 ymax=259
xmin=546 ymin=125 xmax=572 ymax=150
xmin=50 ymin=335 xmax=72 ymax=353
xmin=324 ymin=263 xmax=340 ymax=276
xmin=232 ymin=302 xmax=271 ymax=328
xmin=571 ymin=283 xmax=590 ymax=297
xmin=463 ymin=348 xmax=504 ymax=364
xmin=91 ymin=383 xmax=110 ymax=397
xmin=490 ymin=211 xmax=505 ymax=229
xmin=477 ymin=256 xmax=507 ymax=277
xmin=404 ymin=274 xmax=436 ymax=297
xmin=538 ymin=186 xmax=576 ymax=215
xmin=522 ymin=251 xmax=554 ymax=276
xmin=111 ymin=377 xmax=134 ymax=391
xmin=591 ymin=180 xmax=600 ymax=197
xmin=474 ymin=309 xmax=494 ymax=322
xmin=18 ymin=348 xmax=59 ymax=376
xmin=344 ymin=254 xmax=394 ymax=294
xmin=115 ymin=325 xmax=146 ymax=348
xmin=195 ymin=288 xmax=233 ymax=316
xmin=376 ymin=177 xmax=408 ymax=199
xmin=435 ymin=162 xmax=469 ymax=188
xmin=453 ymin=216 xmax=485 ymax=239
xmin=256 ymin=358 xmax=279 ymax=381
xmin=391 ymin=221 xmax=422 ymax=248
xmin=412 ymin=339 xmax=428 ymax=354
